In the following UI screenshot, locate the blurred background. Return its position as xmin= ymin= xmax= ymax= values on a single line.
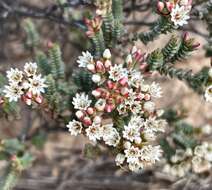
xmin=0 ymin=0 xmax=211 ymax=189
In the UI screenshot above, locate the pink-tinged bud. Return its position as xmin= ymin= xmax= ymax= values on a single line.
xmin=126 ymin=54 xmax=133 ymax=65
xmin=104 ymin=60 xmax=112 ymax=69
xmin=106 ymin=80 xmax=115 ymax=89
xmin=105 ymin=104 xmax=115 ymax=113
xmin=26 ymin=91 xmax=32 ymax=99
xmin=93 ymin=116 xmax=102 ymax=124
xmin=76 ymin=110 xmax=84 ymax=119
xmin=0 ymin=97 xmax=4 ymax=105
xmin=144 ymin=94 xmax=151 ymax=101
xmin=87 ymin=107 xmax=94 ymax=115
xmin=83 ymin=116 xmax=92 ymax=126
xmin=188 ymin=0 xmax=192 ymax=5
xmin=87 ymin=63 xmax=96 ymax=73
xmin=192 ymin=43 xmax=200 ymax=49
xmin=118 ymin=77 xmax=128 ymax=86
xmin=140 ymin=63 xmax=148 ymax=71
xmin=165 ymin=2 xmax=174 ymax=12
xmin=183 ymin=32 xmax=189 ymax=41
xmin=22 ymin=95 xmax=32 ymax=106
xmin=95 ymin=61 xmax=105 ymax=73
xmin=10 ymin=155 xmax=17 ymax=161
xmin=116 ymin=96 xmax=124 ymax=104
xmin=157 ymin=1 xmax=165 ymax=12
xmin=47 ymin=41 xmax=54 ymax=49
xmin=35 ymin=95 xmax=43 ymax=104
xmin=120 ymin=87 xmax=129 ymax=96
xmin=131 ymin=46 xmax=138 ymax=54
xmin=92 ymin=89 xmax=101 ymax=98
xmin=136 ymin=93 xmax=145 ymax=101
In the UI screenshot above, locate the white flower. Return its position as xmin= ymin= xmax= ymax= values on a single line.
xmin=143 ymin=101 xmax=155 ymax=113
xmin=117 ymin=103 xmax=128 ymax=115
xmin=149 ymin=82 xmax=162 ymax=98
xmin=128 ymin=162 xmax=142 ymax=172
xmin=72 ymin=93 xmax=92 ymax=110
xmin=141 ymin=145 xmax=162 ymax=164
xmin=3 ymin=83 xmax=24 ymax=102
xmin=6 ymin=68 xmax=23 ymax=84
xmin=86 ymin=123 xmax=102 ymax=142
xmin=124 ymin=146 xmax=141 ymax=164
xmin=201 ymin=124 xmax=212 ymax=135
xmin=24 ymin=62 xmax=37 ymax=77
xmin=128 ymin=70 xmax=143 ymax=88
xmin=109 ymin=64 xmax=128 ymax=81
xmin=103 ymin=127 xmax=120 ymax=147
xmin=171 ymin=5 xmax=190 ymax=26
xmin=205 ymin=85 xmax=212 ymax=103
xmin=67 ymin=120 xmax=83 ymax=136
xmin=77 ymin=51 xmax=94 ymax=68
xmin=128 ymin=115 xmax=144 ymax=127
xmin=24 ymin=74 xmax=47 ymax=95
xmin=194 ymin=144 xmax=207 ymax=158
xmin=123 ymin=124 xmax=141 ymax=142
xmin=115 ymin=153 xmax=125 ymax=166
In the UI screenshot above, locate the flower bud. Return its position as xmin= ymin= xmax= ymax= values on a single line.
xmin=106 ymin=80 xmax=115 ymax=89
xmin=105 ymin=104 xmax=115 ymax=113
xmin=104 ymin=60 xmax=112 ymax=69
xmin=124 ymin=141 xmax=131 ymax=149
xmin=96 ymin=61 xmax=105 ymax=73
xmin=165 ymin=2 xmax=174 ymax=12
xmin=131 ymin=46 xmax=138 ymax=54
xmin=144 ymin=93 xmax=151 ymax=101
xmin=22 ymin=95 xmax=32 ymax=106
xmin=92 ymin=89 xmax=101 ymax=97
xmin=87 ymin=63 xmax=96 ymax=72
xmin=76 ymin=110 xmax=84 ymax=119
xmin=92 ymin=74 xmax=101 ymax=83
xmin=0 ymin=97 xmax=4 ymax=105
xmin=119 ymin=77 xmax=128 ymax=86
xmin=87 ymin=107 xmax=95 ymax=115
xmin=126 ymin=54 xmax=133 ymax=65
xmin=157 ymin=1 xmax=165 ymax=12
xmin=83 ymin=116 xmax=92 ymax=126
xmin=35 ymin=95 xmax=43 ymax=104
xmin=135 ymin=137 xmax=142 ymax=144
xmin=93 ymin=116 xmax=102 ymax=124
xmin=143 ymin=101 xmax=155 ymax=113
xmin=120 ymin=87 xmax=129 ymax=96
xmin=103 ymin=49 xmax=111 ymax=59
xmin=26 ymin=91 xmax=33 ymax=99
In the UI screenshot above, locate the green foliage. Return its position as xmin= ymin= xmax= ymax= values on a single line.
xmin=31 ymin=132 xmax=47 ymax=149
xmin=48 ymin=44 xmax=65 ymax=79
xmin=35 ymin=51 xmax=51 ymax=75
xmin=73 ymin=70 xmax=95 ymax=93
xmin=1 ymin=170 xmax=18 ymax=190
xmin=23 ymin=19 xmax=39 ymax=49
xmin=160 ymin=139 xmax=175 ymax=160
xmin=136 ymin=17 xmax=174 ymax=44
xmin=147 ymin=49 xmax=164 ymax=70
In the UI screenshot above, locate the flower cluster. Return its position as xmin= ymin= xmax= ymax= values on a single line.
xmin=67 ymin=48 xmax=167 ymax=172
xmin=157 ymin=0 xmax=192 ymax=26
xmin=3 ymin=62 xmax=47 ymax=105
xmin=163 ymin=141 xmax=212 ymax=177
xmin=204 ymin=68 xmax=212 ymax=103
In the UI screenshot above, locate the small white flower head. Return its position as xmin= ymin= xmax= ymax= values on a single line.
xmin=204 ymin=85 xmax=212 ymax=103
xmin=124 ymin=145 xmax=141 ymax=164
xmin=128 ymin=115 xmax=144 ymax=127
xmin=24 ymin=74 xmax=47 ymax=95
xmin=117 ymin=103 xmax=128 ymax=115
xmin=194 ymin=144 xmax=207 ymax=158
xmin=109 ymin=64 xmax=128 ymax=81
xmin=3 ymin=83 xmax=24 ymax=102
xmin=72 ymin=93 xmax=92 ymax=110
xmin=103 ymin=128 xmax=120 ymax=147
xmin=123 ymin=141 xmax=131 ymax=149
xmin=128 ymin=162 xmax=142 ymax=172
xmin=67 ymin=120 xmax=83 ymax=136
xmin=149 ymin=82 xmax=162 ymax=98
xmin=77 ymin=51 xmax=94 ymax=68
xmin=123 ymin=124 xmax=141 ymax=142
xmin=6 ymin=68 xmax=23 ymax=84
xmin=115 ymin=153 xmax=125 ymax=166
xmin=24 ymin=62 xmax=37 ymax=77
xmin=171 ymin=5 xmax=190 ymax=26
xmin=141 ymin=145 xmax=162 ymax=164
xmin=86 ymin=123 xmax=102 ymax=142
xmin=128 ymin=70 xmax=144 ymax=88
xmin=201 ymin=124 xmax=212 ymax=135
xmin=143 ymin=101 xmax=155 ymax=113
xmin=103 ymin=49 xmax=111 ymax=59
